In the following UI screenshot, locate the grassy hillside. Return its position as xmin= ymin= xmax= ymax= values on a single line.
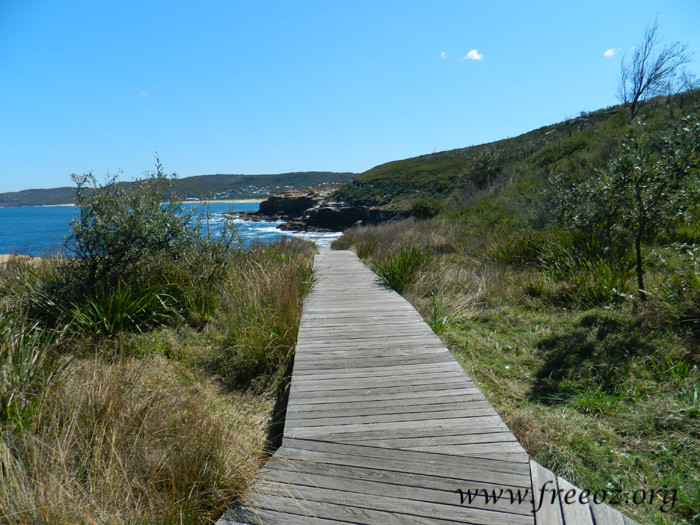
xmin=0 ymin=171 xmax=355 ymax=207
xmin=333 ymin=93 xmax=699 ymax=217
xmin=333 ymin=92 xmax=700 ymax=524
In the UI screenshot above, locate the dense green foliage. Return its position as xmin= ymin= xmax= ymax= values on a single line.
xmin=549 ymin=116 xmax=699 ymax=300
xmin=25 ymin=165 xmax=239 ymax=335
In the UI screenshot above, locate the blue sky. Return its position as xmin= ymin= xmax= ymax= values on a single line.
xmin=1 ymin=1 xmax=699 ymax=192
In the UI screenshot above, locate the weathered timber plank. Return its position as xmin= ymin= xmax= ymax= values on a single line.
xmin=289 ymin=372 xmax=468 ymax=391
xmin=287 ymin=395 xmax=485 ymax=413
xmin=259 ymin=467 xmax=533 ymax=516
xmin=403 ymin=441 xmax=527 ymax=455
xmin=589 ymin=501 xmax=625 ymax=525
xmin=290 ymin=388 xmax=482 ymax=407
xmin=338 ymin=431 xmax=518 ymax=448
xmin=253 ymin=481 xmax=534 ymax=525
xmin=285 ymin=416 xmax=512 ymax=439
xmin=557 ymin=476 xmax=594 ymax=524
xmin=263 ymin=454 xmax=532 ymax=506
xmin=290 ymin=382 xmax=474 ymax=397
xmin=293 ymin=360 xmax=463 ymax=375
xmin=220 ymin=505 xmax=348 ymax=524
xmin=285 ymin=409 xmax=501 ymax=428
xmin=239 ymin=491 xmax=474 ymax=525
xmin=281 ymin=439 xmax=530 ymax=476
xmin=286 ymin=400 xmax=493 ymax=418
xmin=530 ymin=460 xmax=564 ymax=525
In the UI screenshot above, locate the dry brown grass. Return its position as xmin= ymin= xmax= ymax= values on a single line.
xmin=0 ymin=355 xmax=272 ymax=524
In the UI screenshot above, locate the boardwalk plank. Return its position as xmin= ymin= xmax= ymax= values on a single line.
xmin=557 ymin=476 xmax=594 ymax=524
xmin=258 ymin=468 xmax=533 ymax=516
xmin=281 ymin=439 xmax=530 ymax=476
xmin=263 ymin=455 xmax=531 ymax=509
xmin=530 ymin=461 xmax=564 ymax=525
xmin=254 ymin=481 xmax=534 ymax=525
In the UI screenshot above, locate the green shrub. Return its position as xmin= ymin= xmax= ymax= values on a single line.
xmin=68 ymin=166 xmax=196 ymax=290
xmin=371 ymin=245 xmax=429 ymax=294
xmin=29 ymin=162 xmax=240 ymax=337
xmin=411 ymin=197 xmax=444 ymax=220
xmin=429 ymin=295 xmax=454 ymax=334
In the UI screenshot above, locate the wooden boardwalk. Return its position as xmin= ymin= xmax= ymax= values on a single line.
xmin=219 ymin=250 xmax=638 ymax=524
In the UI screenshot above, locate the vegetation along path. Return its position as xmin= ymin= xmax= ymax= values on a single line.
xmin=219 ymin=250 xmax=638 ymax=524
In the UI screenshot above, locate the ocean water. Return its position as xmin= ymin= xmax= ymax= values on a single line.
xmin=0 ymin=202 xmax=342 ymax=257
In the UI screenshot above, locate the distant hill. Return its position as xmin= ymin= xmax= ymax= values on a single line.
xmin=0 ymin=172 xmax=355 ymax=207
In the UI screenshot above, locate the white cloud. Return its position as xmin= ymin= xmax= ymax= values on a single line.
xmin=603 ymin=48 xmax=615 ymax=58
xmin=139 ymin=91 xmax=148 ymax=98
xmin=440 ymin=51 xmax=446 ymax=60
xmin=463 ymin=49 xmax=483 ymax=61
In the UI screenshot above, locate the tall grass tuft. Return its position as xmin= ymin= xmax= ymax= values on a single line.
xmin=0 ymin=311 xmax=62 ymax=433
xmin=660 ymin=244 xmax=700 ymax=335
xmin=371 ymin=245 xmax=430 ymax=294
xmin=70 ymin=280 xmax=177 ymax=337
xmin=214 ymin=238 xmax=315 ymax=391
xmin=0 ymin=356 xmax=268 ymax=524
xmin=492 ymin=230 xmax=635 ymax=307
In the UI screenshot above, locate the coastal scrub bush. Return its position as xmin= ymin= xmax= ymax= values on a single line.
xmin=411 ymin=197 xmax=444 ymax=220
xmin=549 ymin=115 xmax=700 ymax=301
xmin=68 ymin=165 xmax=194 ymax=290
xmin=32 ymin=160 xmax=239 ymax=334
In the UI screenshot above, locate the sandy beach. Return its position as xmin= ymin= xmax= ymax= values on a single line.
xmin=0 ymin=254 xmax=42 ymax=269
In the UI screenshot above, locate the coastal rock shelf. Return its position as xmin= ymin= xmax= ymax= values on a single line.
xmin=235 ymin=186 xmax=399 ymax=232
xmin=218 ymin=251 xmax=639 ymax=524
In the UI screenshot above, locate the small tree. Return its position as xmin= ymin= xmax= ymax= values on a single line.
xmin=67 ymin=159 xmax=239 ymax=296
xmin=68 ymin=162 xmax=194 ymax=289
xmin=555 ymin=117 xmax=699 ymax=301
xmin=619 ymin=18 xmax=692 ymax=121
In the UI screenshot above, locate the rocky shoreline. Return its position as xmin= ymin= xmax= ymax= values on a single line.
xmin=231 ymin=186 xmax=400 ymax=232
